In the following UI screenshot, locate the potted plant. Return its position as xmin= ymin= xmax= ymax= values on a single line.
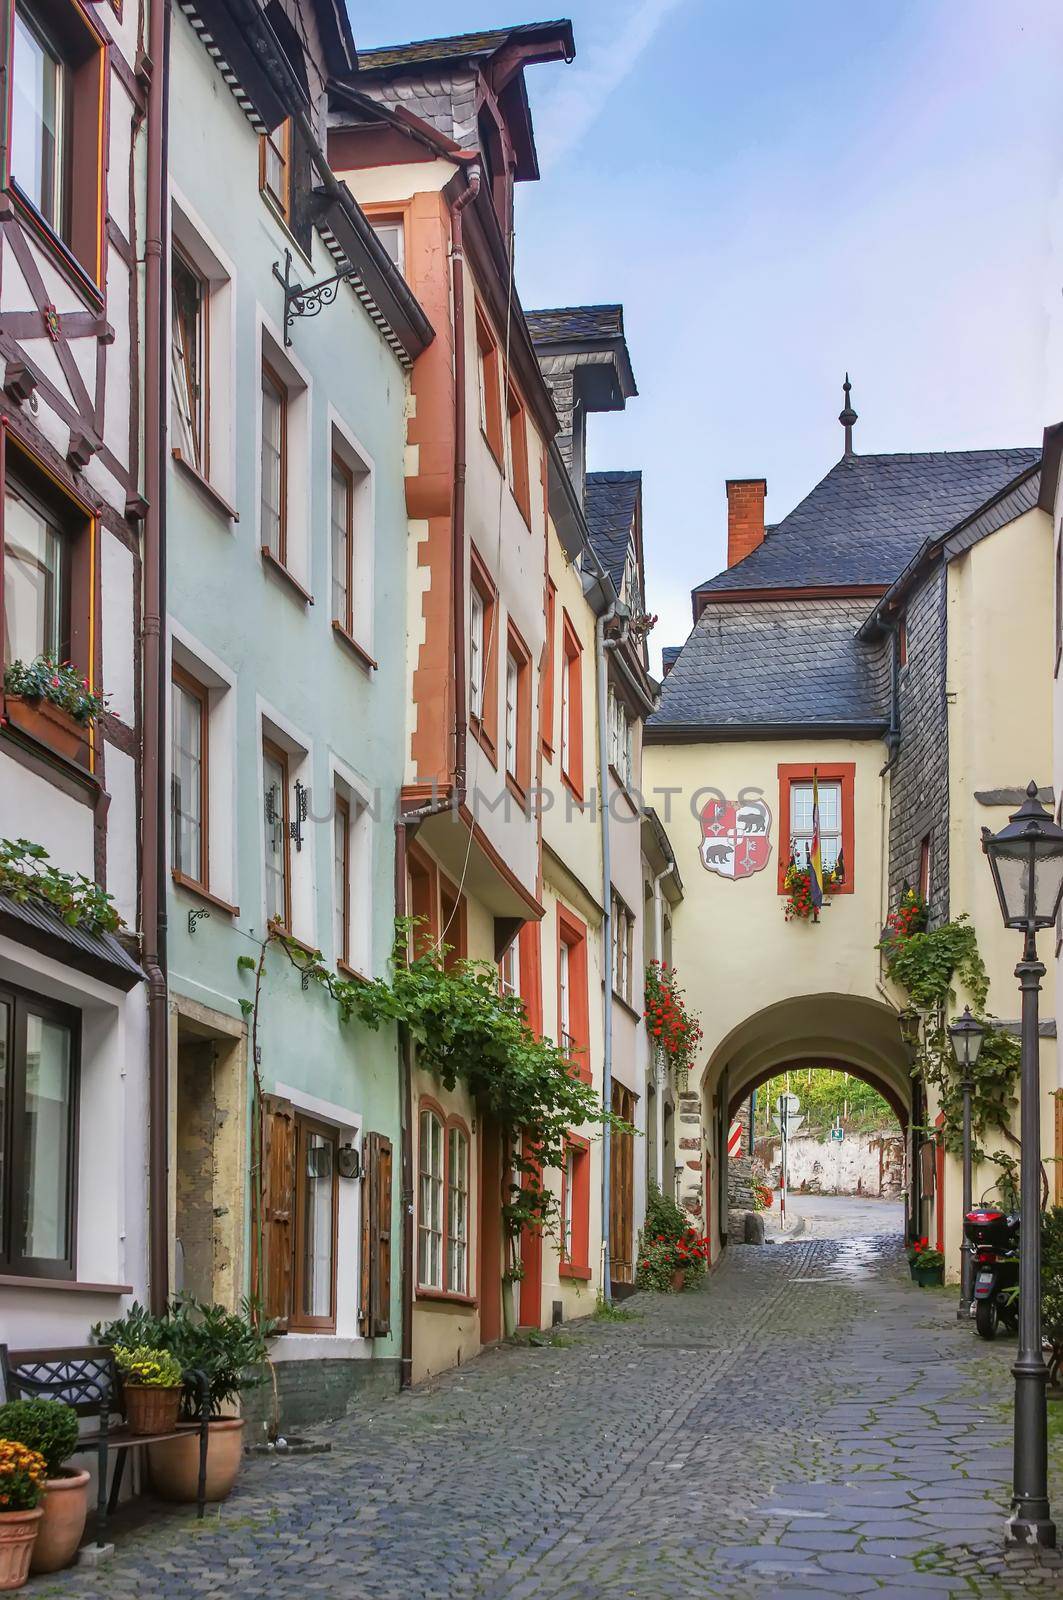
xmin=908 ymin=1239 xmax=945 ymax=1286
xmin=0 ymin=1400 xmax=87 ymax=1575
xmin=2 ymin=657 xmax=105 ymax=765
xmin=114 ymin=1346 xmax=184 ymax=1436
xmin=0 ymin=1439 xmax=46 ymax=1591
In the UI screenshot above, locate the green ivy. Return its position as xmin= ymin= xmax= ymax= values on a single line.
xmin=878 ymin=913 xmax=987 ymax=1011
xmin=0 ymin=837 xmax=121 ymax=934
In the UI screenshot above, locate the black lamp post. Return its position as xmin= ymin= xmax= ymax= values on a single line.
xmin=982 ymin=781 xmax=1063 ymax=1549
xmin=948 ymin=1006 xmax=985 ymax=1321
xmin=897 ymin=1006 xmax=922 ymax=1241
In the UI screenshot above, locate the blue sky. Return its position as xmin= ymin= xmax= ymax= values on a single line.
xmin=353 ymin=1 xmax=1063 ymax=663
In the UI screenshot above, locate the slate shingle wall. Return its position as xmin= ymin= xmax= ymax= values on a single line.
xmin=887 ymin=564 xmax=949 ymax=920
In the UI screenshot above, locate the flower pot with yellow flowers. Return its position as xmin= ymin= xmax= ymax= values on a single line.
xmin=0 ymin=1399 xmax=88 ymax=1574
xmin=114 ymin=1346 xmax=185 ymax=1436
xmin=0 ymin=1440 xmax=46 ymax=1591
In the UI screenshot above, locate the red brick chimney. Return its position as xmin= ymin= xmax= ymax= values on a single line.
xmin=725 ymin=478 xmax=766 ymax=569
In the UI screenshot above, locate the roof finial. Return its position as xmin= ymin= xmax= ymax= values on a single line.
xmin=839 ymin=372 xmax=858 ymax=457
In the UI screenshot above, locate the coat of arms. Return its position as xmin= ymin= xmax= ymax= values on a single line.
xmin=699 ymin=795 xmax=772 ymax=880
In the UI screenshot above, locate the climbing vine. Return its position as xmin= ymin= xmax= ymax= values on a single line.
xmin=238 ymin=920 xmax=626 ymax=1332
xmin=0 ymin=837 xmax=121 ymax=934
xmin=878 ymin=911 xmax=1020 ymax=1172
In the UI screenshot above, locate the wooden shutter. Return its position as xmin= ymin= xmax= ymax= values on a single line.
xmin=360 ymin=1133 xmax=393 ymax=1338
xmin=262 ymin=1096 xmax=296 ymax=1330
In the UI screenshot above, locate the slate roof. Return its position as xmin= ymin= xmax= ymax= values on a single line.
xmin=525 ymin=306 xmax=625 ymax=344
xmin=695 ymin=448 xmax=1041 ymax=595
xmin=648 ymin=599 xmax=891 ymax=737
xmin=661 ymin=645 xmax=681 ymax=675
xmin=585 ymin=470 xmax=639 ymax=590
xmin=357 ymin=21 xmax=573 ymax=72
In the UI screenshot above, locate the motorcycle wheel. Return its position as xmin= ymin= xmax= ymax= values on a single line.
xmin=975 ymin=1299 xmax=999 ymax=1339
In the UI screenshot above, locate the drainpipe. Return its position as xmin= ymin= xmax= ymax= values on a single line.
xmin=650 ymin=861 xmax=674 ymax=1190
xmin=447 ymin=167 xmax=480 ymax=799
xmin=143 ymin=0 xmax=171 ymax=1315
xmin=596 ymin=607 xmax=621 ymax=1301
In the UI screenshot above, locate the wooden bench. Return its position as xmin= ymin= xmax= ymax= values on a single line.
xmin=0 ymin=1344 xmax=211 ymax=1549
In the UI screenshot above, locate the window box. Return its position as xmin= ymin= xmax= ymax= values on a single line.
xmin=3 ymin=692 xmax=88 ymax=766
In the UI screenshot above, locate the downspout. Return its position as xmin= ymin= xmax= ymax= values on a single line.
xmin=143 ymin=0 xmax=171 ymax=1315
xmin=447 ymin=167 xmax=480 ymax=799
xmin=394 ymin=820 xmax=414 ymax=1389
xmin=596 ymin=607 xmax=621 ymax=1301
xmin=650 ymin=862 xmax=674 ymax=1191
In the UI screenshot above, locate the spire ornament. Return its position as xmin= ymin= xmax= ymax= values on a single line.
xmin=839 ymin=373 xmax=858 ymax=457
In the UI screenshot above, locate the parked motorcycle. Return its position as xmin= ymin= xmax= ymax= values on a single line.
xmin=963 ymin=1207 xmax=1019 ymax=1338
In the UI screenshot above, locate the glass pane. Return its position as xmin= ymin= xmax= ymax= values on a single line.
xmin=261 ymin=375 xmax=283 ymax=558
xmin=300 ymin=1130 xmax=334 ymax=1319
xmin=21 ymin=1008 xmax=72 ymax=1262
xmin=3 ymin=485 xmax=65 ymax=666
xmin=333 ymin=805 xmax=348 ymax=962
xmin=371 ymin=222 xmax=403 ymax=272
xmin=263 ymin=750 xmax=287 ymax=923
xmin=171 ymin=253 xmax=204 ymax=469
xmin=12 ymin=5 xmax=65 ymax=233
xmin=171 ymin=681 xmax=203 ymax=881
xmin=446 ymin=1128 xmax=467 ymax=1294
xmin=0 ymin=1000 xmax=8 ymax=1254
xmin=331 ymin=463 xmax=351 ymax=627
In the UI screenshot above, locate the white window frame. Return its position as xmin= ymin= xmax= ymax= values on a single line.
xmin=789 ymin=779 xmax=842 ymax=874
xmin=469 ymin=586 xmax=485 ymax=719
xmin=258 ymin=699 xmax=314 ymax=943
xmin=417 ymin=1107 xmax=444 ymax=1291
xmin=257 ymin=321 xmax=311 ymax=589
xmin=559 ymin=938 xmax=571 ymax=1051
xmin=171 ymin=196 xmax=237 ymax=503
xmin=328 ymin=754 xmax=373 ymax=977
xmin=328 ymin=412 xmax=376 ymax=654
xmin=504 ymin=649 xmax=519 ymax=778
xmin=169 ymin=628 xmax=237 ymax=907
xmin=370 ymin=218 xmax=404 ymax=274
xmin=446 ymin=1124 xmax=469 ymax=1295
xmin=500 ymin=937 xmax=520 ymax=999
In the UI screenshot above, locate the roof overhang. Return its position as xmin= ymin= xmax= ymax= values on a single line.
xmin=1038 ymin=421 xmax=1063 ymax=512
xmin=0 ymin=893 xmax=144 ymax=992
xmin=311 ymin=186 xmax=434 ymax=365
xmin=644 ymin=720 xmax=890 ymax=746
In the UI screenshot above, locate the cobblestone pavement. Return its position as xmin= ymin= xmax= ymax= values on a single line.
xmin=767 ymin=1192 xmax=906 ymax=1240
xmin=32 ymin=1231 xmax=1063 ymax=1600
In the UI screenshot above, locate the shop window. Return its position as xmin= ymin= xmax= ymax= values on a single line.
xmin=0 ymin=982 xmax=79 ymax=1278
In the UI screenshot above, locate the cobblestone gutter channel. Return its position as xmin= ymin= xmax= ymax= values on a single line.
xmin=32 ymin=1234 xmax=1063 ymax=1600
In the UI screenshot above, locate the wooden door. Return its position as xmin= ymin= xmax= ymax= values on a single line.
xmin=610 ymin=1084 xmax=636 ymax=1283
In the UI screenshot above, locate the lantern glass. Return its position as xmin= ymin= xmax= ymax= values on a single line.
xmin=982 ymin=785 xmax=1063 ymax=931
xmin=948 ymin=1007 xmax=984 ymax=1071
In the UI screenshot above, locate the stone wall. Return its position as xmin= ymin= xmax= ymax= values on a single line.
xmin=755 ymin=1129 xmax=904 ymax=1198
xmin=242 ymin=1359 xmax=403 ymax=1441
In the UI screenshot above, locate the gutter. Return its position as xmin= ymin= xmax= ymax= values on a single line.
xmin=595 ymin=605 xmax=621 ymax=1303
xmin=143 ymin=0 xmax=171 ymax=1315
xmin=649 ymin=860 xmax=675 ymax=1190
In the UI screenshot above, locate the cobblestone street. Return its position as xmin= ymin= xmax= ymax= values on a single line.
xmin=34 ymin=1221 xmax=1063 ymax=1600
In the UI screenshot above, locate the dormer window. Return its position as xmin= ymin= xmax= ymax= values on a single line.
xmin=370 ymin=217 xmax=404 ymax=274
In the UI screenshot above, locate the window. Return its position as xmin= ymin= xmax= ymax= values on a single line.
xmin=171 ymin=248 xmax=207 ymax=475
xmin=506 ymin=387 xmax=531 ymax=523
xmin=333 ymin=794 xmax=350 ymax=967
xmin=504 ymin=623 xmax=531 ymax=795
xmin=620 ymin=547 xmax=643 ymax=620
xmin=330 ymin=454 xmax=354 ymax=634
xmin=370 ymin=217 xmax=404 ymax=273
xmin=260 ymin=117 xmax=292 ymax=220
xmin=918 ymin=833 xmax=932 ymax=904
xmin=171 ymin=667 xmax=208 ymax=888
xmin=500 ymin=936 xmax=520 ymax=1000
xmin=263 ymin=739 xmax=291 ymax=928
xmin=446 ymin=1124 xmax=469 ymax=1295
xmin=560 ymin=613 xmax=583 ymax=795
xmin=777 ymin=763 xmax=856 ymax=895
xmin=3 ymin=477 xmax=69 ymax=666
xmin=291 ymin=1115 xmax=338 ymax=1331
xmin=559 ymin=1136 xmax=590 ymax=1279
xmin=898 ymin=615 xmax=908 ymax=669
xmin=12 ymin=2 xmax=69 ymax=239
xmin=476 ymin=309 xmax=503 ymax=462
xmin=417 ymin=1104 xmax=470 ymax=1297
xmin=789 ymin=780 xmax=842 ymax=874
xmin=542 ymin=579 xmax=556 ymax=756
xmin=1056 ymin=525 xmax=1062 ymax=678
xmin=557 ymin=905 xmax=590 ymax=1082
xmin=469 ymin=547 xmax=498 ymax=757
xmin=609 ymin=687 xmax=633 ymax=788
xmin=611 ymin=892 xmax=634 ymax=1005
xmin=0 ymin=982 xmax=78 ymax=1278
xmin=260 ymin=361 xmax=287 ymax=565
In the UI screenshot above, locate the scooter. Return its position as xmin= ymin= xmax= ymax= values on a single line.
xmin=963 ymin=1207 xmax=1019 ymax=1338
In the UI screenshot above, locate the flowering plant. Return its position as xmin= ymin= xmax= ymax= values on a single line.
xmin=3 ymin=655 xmax=106 ymax=724
xmin=113 ymin=1344 xmax=184 ymax=1388
xmin=644 ymin=961 xmax=703 ymax=1082
xmin=0 ymin=1439 xmax=47 ymax=1511
xmin=881 ymin=886 xmax=928 ymax=951
xmin=753 ymin=1182 xmax=774 ymax=1211
xmin=783 ymin=849 xmax=844 ymax=922
xmin=635 ymin=1227 xmax=710 ymax=1292
xmin=906 ymin=1236 xmax=945 ymax=1269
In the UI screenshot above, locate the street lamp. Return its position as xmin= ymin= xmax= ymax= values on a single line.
xmin=982 ymin=780 xmax=1063 ymax=1549
xmin=948 ymin=1006 xmax=985 ymax=1321
xmin=898 ymin=1006 xmax=922 ymax=1052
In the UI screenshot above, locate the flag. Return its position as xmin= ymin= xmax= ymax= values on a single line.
xmin=808 ymin=769 xmax=825 ymax=915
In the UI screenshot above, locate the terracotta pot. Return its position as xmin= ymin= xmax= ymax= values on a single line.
xmin=0 ymin=1508 xmax=42 ymax=1592
xmin=148 ymin=1419 xmax=245 ymax=1504
xmin=3 ymin=695 xmax=88 ymax=765
xmin=670 ymin=1267 xmax=686 ymax=1291
xmin=30 ymin=1470 xmax=90 ymax=1575
xmin=124 ymin=1383 xmax=183 ymax=1436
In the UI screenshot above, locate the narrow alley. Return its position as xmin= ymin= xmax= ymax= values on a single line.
xmin=39 ymin=1204 xmax=1063 ymax=1600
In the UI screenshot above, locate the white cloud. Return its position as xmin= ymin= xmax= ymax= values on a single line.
xmin=535 ymin=0 xmax=689 ymax=170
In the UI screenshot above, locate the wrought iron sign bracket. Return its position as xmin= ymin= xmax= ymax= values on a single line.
xmin=273 ymin=249 xmax=360 ymax=348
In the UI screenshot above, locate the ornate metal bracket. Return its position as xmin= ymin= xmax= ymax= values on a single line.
xmin=290 ymin=780 xmax=309 ymax=852
xmin=188 ymin=909 xmax=211 ymax=936
xmin=273 ymin=249 xmax=360 ymax=348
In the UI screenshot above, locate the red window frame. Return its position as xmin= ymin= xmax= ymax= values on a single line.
xmin=559 ymin=611 xmax=584 ymax=799
xmin=557 ymin=904 xmax=590 ymax=1084
xmin=504 ymin=618 xmax=532 ymax=800
xmin=475 ymin=307 xmax=504 ymax=464
xmin=777 ymin=762 xmax=855 ymax=896
xmin=506 ymin=385 xmax=531 ymax=525
xmin=559 ymin=1134 xmax=591 ymax=1280
xmin=469 ymin=542 xmax=498 ymax=765
xmin=541 ymin=577 xmax=557 ymax=757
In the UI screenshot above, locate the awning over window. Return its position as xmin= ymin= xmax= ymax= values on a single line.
xmin=0 ymin=892 xmax=144 ymax=992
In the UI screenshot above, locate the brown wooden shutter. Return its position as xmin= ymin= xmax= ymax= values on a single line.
xmin=359 ymin=1133 xmax=393 ymax=1338
xmin=262 ymin=1096 xmax=296 ymax=1330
